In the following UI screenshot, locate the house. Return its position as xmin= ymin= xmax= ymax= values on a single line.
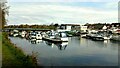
xmin=59 ymin=24 xmax=80 ymax=31
xmin=112 ymin=28 xmax=120 ymax=34
xmin=102 ymin=25 xmax=107 ymax=30
xmin=111 ymin=23 xmax=120 ymax=28
xmin=108 ymin=23 xmax=120 ymax=33
xmin=80 ymin=25 xmax=88 ymax=32
xmin=116 ymin=29 xmax=120 ymax=33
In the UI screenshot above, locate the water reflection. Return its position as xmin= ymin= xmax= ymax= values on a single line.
xmin=79 ymin=38 xmax=113 ymax=48
xmin=110 ymin=40 xmax=120 ymax=45
xmin=45 ymin=41 xmax=54 ymax=48
xmin=29 ymin=39 xmax=42 ymax=44
xmin=9 ymin=37 xmax=118 ymax=66
xmin=45 ymin=41 xmax=68 ymax=50
xmin=55 ymin=42 xmax=68 ymax=50
xmin=104 ymin=40 xmax=109 ymax=43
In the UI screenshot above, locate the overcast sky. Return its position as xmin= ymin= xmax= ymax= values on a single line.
xmin=7 ymin=0 xmax=119 ymax=25
xmin=9 ymin=0 xmax=119 ymax=2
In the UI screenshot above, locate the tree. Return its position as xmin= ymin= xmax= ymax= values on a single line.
xmin=53 ymin=23 xmax=59 ymax=30
xmin=84 ymin=23 xmax=89 ymax=26
xmin=0 ymin=1 xmax=9 ymax=29
xmin=54 ymin=23 xmax=59 ymax=27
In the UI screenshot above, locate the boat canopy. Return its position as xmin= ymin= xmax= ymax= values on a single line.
xmin=59 ymin=32 xmax=67 ymax=37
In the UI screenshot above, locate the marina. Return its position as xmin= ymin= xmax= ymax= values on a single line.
xmin=9 ymin=36 xmax=119 ymax=66
xmin=1 ymin=1 xmax=119 ymax=67
xmin=6 ymin=26 xmax=120 ymax=66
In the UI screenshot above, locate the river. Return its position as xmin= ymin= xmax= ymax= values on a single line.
xmin=9 ymin=37 xmax=118 ymax=66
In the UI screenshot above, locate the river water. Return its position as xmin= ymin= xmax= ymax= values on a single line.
xmin=9 ymin=37 xmax=118 ymax=66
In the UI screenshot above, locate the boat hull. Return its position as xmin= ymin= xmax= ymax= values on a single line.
xmin=42 ymin=37 xmax=68 ymax=43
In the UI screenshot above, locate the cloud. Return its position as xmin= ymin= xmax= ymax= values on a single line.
xmin=8 ymin=2 xmax=118 ymax=25
xmin=104 ymin=2 xmax=118 ymax=9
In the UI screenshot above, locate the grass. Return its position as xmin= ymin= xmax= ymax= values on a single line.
xmin=2 ymin=32 xmax=39 ymax=68
xmin=0 ymin=32 xmax=2 ymax=68
xmin=0 ymin=32 xmax=2 ymax=41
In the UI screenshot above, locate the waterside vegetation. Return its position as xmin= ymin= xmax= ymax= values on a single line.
xmin=2 ymin=32 xmax=39 ymax=68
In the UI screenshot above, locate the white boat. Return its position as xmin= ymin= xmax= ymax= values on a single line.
xmin=91 ymin=34 xmax=104 ymax=41
xmin=111 ymin=35 xmax=120 ymax=41
xmin=29 ymin=31 xmax=42 ymax=40
xmin=41 ymin=32 xmax=47 ymax=37
xmin=13 ymin=30 xmax=19 ymax=37
xmin=101 ymin=32 xmax=112 ymax=40
xmin=20 ymin=31 xmax=26 ymax=38
xmin=42 ymin=31 xmax=69 ymax=42
xmin=48 ymin=31 xmax=56 ymax=39
xmin=88 ymin=30 xmax=112 ymax=40
xmin=36 ymin=32 xmax=42 ymax=40
xmin=81 ymin=34 xmax=87 ymax=38
xmin=55 ymin=32 xmax=69 ymax=42
xmin=103 ymin=35 xmax=112 ymax=40
xmin=103 ymin=37 xmax=110 ymax=40
xmin=29 ymin=32 xmax=36 ymax=40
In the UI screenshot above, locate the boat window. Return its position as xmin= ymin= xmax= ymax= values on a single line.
xmin=61 ymin=33 xmax=67 ymax=37
xmin=31 ymin=33 xmax=36 ymax=36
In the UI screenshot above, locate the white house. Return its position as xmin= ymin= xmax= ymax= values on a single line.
xmin=59 ymin=24 xmax=80 ymax=31
xmin=102 ymin=25 xmax=107 ymax=30
xmin=80 ymin=25 xmax=88 ymax=32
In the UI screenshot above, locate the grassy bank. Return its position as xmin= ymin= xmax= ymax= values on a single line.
xmin=0 ymin=32 xmax=2 ymax=68
xmin=2 ymin=32 xmax=38 ymax=68
xmin=0 ymin=32 xmax=2 ymax=41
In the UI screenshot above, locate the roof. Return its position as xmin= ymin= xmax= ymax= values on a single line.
xmin=111 ymin=23 xmax=120 ymax=25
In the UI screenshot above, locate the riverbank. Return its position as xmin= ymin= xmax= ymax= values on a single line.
xmin=0 ymin=32 xmax=2 ymax=68
xmin=2 ymin=32 xmax=38 ymax=68
xmin=9 ymin=35 xmax=118 ymax=66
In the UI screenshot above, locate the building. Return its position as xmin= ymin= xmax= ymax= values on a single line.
xmin=59 ymin=24 xmax=80 ymax=31
xmin=102 ymin=25 xmax=107 ymax=30
xmin=111 ymin=23 xmax=120 ymax=28
xmin=80 ymin=25 xmax=88 ymax=32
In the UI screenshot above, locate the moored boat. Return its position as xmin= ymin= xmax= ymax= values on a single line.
xmin=20 ymin=31 xmax=26 ymax=38
xmin=42 ymin=31 xmax=69 ymax=43
xmin=91 ymin=34 xmax=104 ymax=41
xmin=110 ymin=34 xmax=120 ymax=41
xmin=55 ymin=32 xmax=69 ymax=42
